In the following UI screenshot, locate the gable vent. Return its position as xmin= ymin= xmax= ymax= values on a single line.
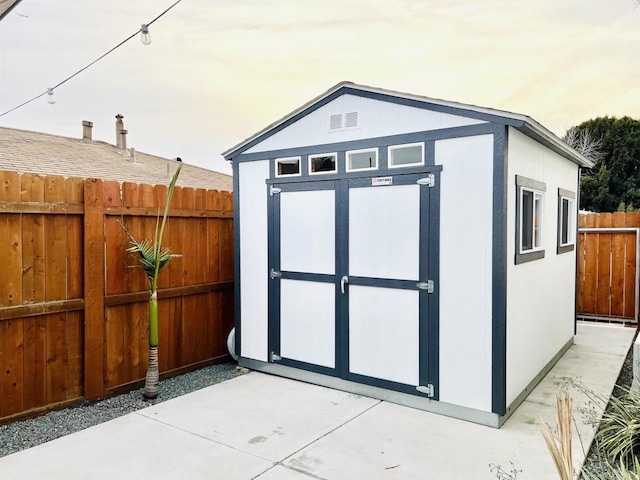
xmin=329 ymin=114 xmax=343 ymax=130
xmin=329 ymin=111 xmax=359 ymax=130
xmin=345 ymin=111 xmax=358 ymax=128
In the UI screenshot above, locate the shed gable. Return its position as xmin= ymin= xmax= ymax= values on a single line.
xmin=244 ymin=93 xmax=487 ymax=155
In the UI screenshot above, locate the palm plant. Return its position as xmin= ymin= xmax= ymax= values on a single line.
xmin=120 ymin=164 xmax=182 ymax=398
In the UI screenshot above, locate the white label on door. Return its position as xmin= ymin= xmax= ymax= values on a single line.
xmin=372 ymin=176 xmax=393 ymax=186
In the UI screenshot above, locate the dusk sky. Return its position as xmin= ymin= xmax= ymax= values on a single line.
xmin=1 ymin=0 xmax=638 ymax=175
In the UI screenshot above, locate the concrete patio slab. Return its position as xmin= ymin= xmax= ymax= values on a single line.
xmin=138 ymin=372 xmax=380 ymax=462
xmin=0 ymin=411 xmax=273 ymax=480
xmin=0 ymin=322 xmax=634 ymax=480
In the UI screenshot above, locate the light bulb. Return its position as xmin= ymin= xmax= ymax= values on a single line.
xmin=140 ymin=24 xmax=151 ymax=45
xmin=46 ymin=88 xmax=56 ymax=105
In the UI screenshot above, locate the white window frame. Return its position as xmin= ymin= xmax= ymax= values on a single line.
xmin=515 ymin=175 xmax=546 ymax=264
xmin=308 ymin=152 xmax=337 ymax=175
xmin=558 ymin=189 xmax=576 ymax=254
xmin=346 ymin=148 xmax=378 ymax=173
xmin=275 ymin=157 xmax=301 ymax=178
xmin=388 ymin=142 xmax=425 ymax=169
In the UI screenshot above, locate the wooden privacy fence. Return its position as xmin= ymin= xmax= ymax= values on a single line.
xmin=0 ymin=170 xmax=234 ymax=423
xmin=577 ymin=212 xmax=640 ymax=324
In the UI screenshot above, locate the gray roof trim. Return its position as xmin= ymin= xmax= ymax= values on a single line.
xmin=222 ymin=81 xmax=593 ymax=169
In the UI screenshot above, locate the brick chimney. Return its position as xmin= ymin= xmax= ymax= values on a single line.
xmin=115 ymin=114 xmax=124 ymax=149
xmin=82 ymin=120 xmax=93 ymax=142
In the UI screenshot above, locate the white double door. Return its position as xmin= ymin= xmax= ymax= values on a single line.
xmin=269 ymin=174 xmax=437 ymax=394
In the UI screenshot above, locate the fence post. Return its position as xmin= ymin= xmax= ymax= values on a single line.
xmin=84 ymin=178 xmax=106 ymax=400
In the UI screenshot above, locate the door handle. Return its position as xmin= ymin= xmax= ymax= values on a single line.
xmin=340 ymin=276 xmax=349 ymax=294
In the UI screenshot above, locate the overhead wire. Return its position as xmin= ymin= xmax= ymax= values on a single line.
xmin=0 ymin=0 xmax=183 ymax=118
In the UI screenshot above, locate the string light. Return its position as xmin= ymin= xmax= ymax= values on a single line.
xmin=46 ymin=88 xmax=56 ymax=105
xmin=140 ymin=24 xmax=152 ymax=45
xmin=0 ymin=0 xmax=182 ymax=117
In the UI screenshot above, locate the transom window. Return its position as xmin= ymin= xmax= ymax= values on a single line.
xmin=309 ymin=153 xmax=337 ymax=174
xmin=516 ymin=175 xmax=546 ymax=264
xmin=346 ymin=148 xmax=378 ymax=172
xmin=276 ymin=157 xmax=301 ymax=177
xmin=388 ymin=143 xmax=424 ymax=168
xmin=558 ymin=188 xmax=576 ymax=254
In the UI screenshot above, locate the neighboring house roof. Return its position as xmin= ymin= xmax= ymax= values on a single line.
xmin=0 ymin=0 xmax=21 ymax=21
xmin=0 ymin=126 xmax=233 ymax=191
xmin=223 ymin=81 xmax=593 ymax=169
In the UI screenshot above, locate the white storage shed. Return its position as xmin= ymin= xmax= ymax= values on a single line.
xmin=223 ymin=82 xmax=593 ymax=427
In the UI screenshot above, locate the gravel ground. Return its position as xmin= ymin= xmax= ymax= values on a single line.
xmin=0 ymin=362 xmax=244 ymax=458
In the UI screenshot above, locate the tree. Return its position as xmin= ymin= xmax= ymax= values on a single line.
xmin=120 ymin=164 xmax=182 ymax=398
xmin=565 ymin=117 xmax=640 ymax=212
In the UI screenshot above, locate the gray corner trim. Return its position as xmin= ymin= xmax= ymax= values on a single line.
xmin=425 ymin=170 xmax=440 ymax=400
xmin=492 ymin=124 xmax=508 ymax=415
xmin=232 ymin=161 xmax=242 ymax=358
xmin=515 ymin=175 xmax=546 ymax=192
xmin=239 ymin=359 xmax=502 ymax=428
xmin=233 ymin=124 xmax=495 ymax=164
xmin=335 ymin=180 xmax=349 ymax=378
xmin=500 ymin=336 xmax=574 ymax=427
xmin=558 ymin=188 xmax=576 ymax=199
xmin=574 ymin=173 xmax=582 ymax=334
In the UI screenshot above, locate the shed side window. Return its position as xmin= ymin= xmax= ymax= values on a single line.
xmin=388 ymin=143 xmax=424 ymax=168
xmin=276 ymin=157 xmax=301 ymax=177
xmin=557 ymin=188 xmax=576 ymax=254
xmin=309 ymin=153 xmax=337 ymax=174
xmin=516 ymin=175 xmax=546 ymax=264
xmin=346 ymin=148 xmax=378 ymax=172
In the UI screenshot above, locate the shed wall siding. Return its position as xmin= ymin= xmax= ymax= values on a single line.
xmin=506 ymin=127 xmax=578 ymax=405
xmin=238 ymin=160 xmax=270 ymax=362
xmin=245 ymin=94 xmax=486 ymax=154
xmin=435 ymin=134 xmax=494 ymax=412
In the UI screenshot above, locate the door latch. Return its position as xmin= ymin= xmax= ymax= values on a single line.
xmin=340 ymin=275 xmax=349 ymax=294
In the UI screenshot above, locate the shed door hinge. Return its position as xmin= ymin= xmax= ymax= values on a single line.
xmin=270 ymin=352 xmax=282 ymax=362
xmin=417 ymin=174 xmax=435 ymax=187
xmin=417 ymin=280 xmax=434 ymax=293
xmin=270 ymin=268 xmax=281 ymax=279
xmin=270 ymin=186 xmax=282 ymax=196
xmin=416 ymin=384 xmax=435 ymax=398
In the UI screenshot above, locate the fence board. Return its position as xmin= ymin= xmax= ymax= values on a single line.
xmin=0 ymin=172 xmax=22 ymax=308
xmin=84 ymin=178 xmax=106 ymax=400
xmin=66 ymin=311 xmax=84 ymax=399
xmin=44 ymin=176 xmax=68 ymax=302
xmin=46 ymin=313 xmax=68 ymax=404
xmin=21 ymin=174 xmax=45 ymax=304
xmin=0 ymin=319 xmax=25 ymax=417
xmin=220 ymin=192 xmax=234 ymax=281
xmin=22 ymin=316 xmax=46 ymax=411
xmin=610 ymin=214 xmax=627 ymax=317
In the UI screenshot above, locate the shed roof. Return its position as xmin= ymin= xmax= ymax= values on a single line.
xmin=223 ymin=81 xmax=593 ymax=169
xmin=0 ymin=126 xmax=233 ymax=191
